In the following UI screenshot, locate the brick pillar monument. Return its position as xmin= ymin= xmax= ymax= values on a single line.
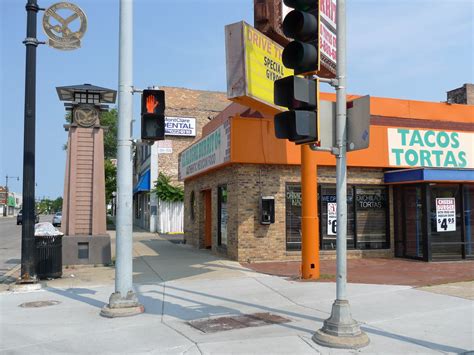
xmin=56 ymin=84 xmax=117 ymax=265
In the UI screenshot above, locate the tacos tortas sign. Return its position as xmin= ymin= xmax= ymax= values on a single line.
xmin=388 ymin=128 xmax=473 ymax=168
xmin=42 ymin=2 xmax=87 ymax=50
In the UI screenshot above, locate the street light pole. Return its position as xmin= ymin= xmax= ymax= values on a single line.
xmin=101 ymin=0 xmax=144 ymax=317
xmin=313 ymin=0 xmax=369 ymax=349
xmin=19 ymin=0 xmax=41 ymax=283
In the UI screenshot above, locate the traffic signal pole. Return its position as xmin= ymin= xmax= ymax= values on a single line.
xmin=301 ymin=145 xmax=319 ymax=279
xmin=101 ymin=0 xmax=144 ymax=317
xmin=313 ymin=0 xmax=369 ymax=348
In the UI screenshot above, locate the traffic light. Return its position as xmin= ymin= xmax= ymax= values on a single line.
xmin=141 ymin=89 xmax=165 ymax=141
xmin=274 ymin=75 xmax=319 ymax=144
xmin=281 ymin=0 xmax=319 ymax=75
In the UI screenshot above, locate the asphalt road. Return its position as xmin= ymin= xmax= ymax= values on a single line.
xmin=0 ymin=214 xmax=52 ymax=277
xmin=0 ymin=217 xmax=21 ymax=277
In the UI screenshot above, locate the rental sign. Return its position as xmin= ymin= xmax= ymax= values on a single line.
xmin=388 ymin=128 xmax=473 ymax=168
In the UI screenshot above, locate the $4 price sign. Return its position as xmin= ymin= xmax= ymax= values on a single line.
xmin=436 ymin=198 xmax=456 ymax=232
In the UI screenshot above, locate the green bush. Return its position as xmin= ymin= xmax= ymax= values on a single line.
xmin=152 ymin=173 xmax=184 ymax=202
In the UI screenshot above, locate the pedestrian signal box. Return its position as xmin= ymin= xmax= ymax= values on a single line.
xmin=141 ymin=89 xmax=165 ymax=141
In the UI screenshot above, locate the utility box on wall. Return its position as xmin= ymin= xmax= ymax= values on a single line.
xmin=260 ymin=196 xmax=275 ymax=225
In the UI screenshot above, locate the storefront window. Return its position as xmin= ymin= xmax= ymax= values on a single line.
xmin=430 ymin=184 xmax=462 ymax=260
xmin=218 ymin=185 xmax=228 ymax=246
xmin=285 ymin=183 xmax=302 ymax=250
xmin=321 ymin=186 xmax=354 ymax=250
xmin=285 ymin=183 xmax=390 ymax=252
xmin=355 ymin=187 xmax=389 ymax=249
xmin=464 ymin=185 xmax=474 ymax=258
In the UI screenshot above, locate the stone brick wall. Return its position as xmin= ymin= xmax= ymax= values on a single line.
xmin=184 ymin=162 xmax=393 ymax=262
xmin=158 ymin=87 xmax=229 ymax=186
xmin=447 ymin=83 xmax=474 ymax=105
xmin=184 ymin=165 xmax=239 ymax=260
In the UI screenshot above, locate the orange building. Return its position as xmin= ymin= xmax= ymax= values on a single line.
xmin=179 ymin=86 xmax=474 ymax=262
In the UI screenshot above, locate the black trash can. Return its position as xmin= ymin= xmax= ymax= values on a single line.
xmin=35 ymin=235 xmax=63 ymax=279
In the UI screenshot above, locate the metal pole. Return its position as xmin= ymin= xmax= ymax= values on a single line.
xmin=19 ymin=0 xmax=39 ymax=283
xmin=313 ymin=0 xmax=369 ymax=348
xmin=101 ymin=0 xmax=144 ymax=317
xmin=301 ymin=145 xmax=320 ymax=279
xmin=334 ymin=1 xmax=347 ymax=304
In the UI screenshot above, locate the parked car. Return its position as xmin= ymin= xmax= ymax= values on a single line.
xmin=52 ymin=212 xmax=62 ymax=227
xmin=16 ymin=210 xmax=39 ymax=225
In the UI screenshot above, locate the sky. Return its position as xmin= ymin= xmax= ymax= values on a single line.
xmin=0 ymin=0 xmax=473 ymax=199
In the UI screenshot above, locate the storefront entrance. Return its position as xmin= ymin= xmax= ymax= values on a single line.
xmin=393 ymin=182 xmax=473 ymax=261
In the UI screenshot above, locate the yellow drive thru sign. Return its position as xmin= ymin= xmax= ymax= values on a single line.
xmin=225 ymin=21 xmax=293 ymax=115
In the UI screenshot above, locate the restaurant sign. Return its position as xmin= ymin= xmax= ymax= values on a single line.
xmin=388 ymin=128 xmax=473 ymax=168
xmin=319 ymin=0 xmax=337 ymax=78
xmin=225 ymin=21 xmax=292 ymax=115
xmin=179 ymin=120 xmax=231 ymax=180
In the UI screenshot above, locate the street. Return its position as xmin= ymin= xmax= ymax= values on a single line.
xmin=0 ymin=217 xmax=21 ymax=277
xmin=0 ymin=215 xmax=51 ymax=277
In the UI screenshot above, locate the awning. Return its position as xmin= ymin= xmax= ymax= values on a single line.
xmin=384 ymin=168 xmax=474 ymax=184
xmin=133 ymin=169 xmax=150 ymax=193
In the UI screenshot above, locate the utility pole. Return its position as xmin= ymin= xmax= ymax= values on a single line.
xmin=101 ymin=0 xmax=144 ymax=317
xmin=19 ymin=0 xmax=41 ymax=284
xmin=313 ymin=0 xmax=369 ymax=348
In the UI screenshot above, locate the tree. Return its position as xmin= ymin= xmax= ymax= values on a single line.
xmin=36 ymin=197 xmax=63 ymax=214
xmin=51 ymin=197 xmax=63 ymax=213
xmin=152 ymin=173 xmax=184 ymax=202
xmin=101 ymin=109 xmax=118 ymax=159
xmin=104 ymin=159 xmax=117 ymax=204
xmin=101 ymin=109 xmax=118 ymax=204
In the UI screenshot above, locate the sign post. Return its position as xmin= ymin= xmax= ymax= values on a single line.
xmin=313 ymin=0 xmax=370 ymax=349
xmin=101 ymin=0 xmax=145 ymax=318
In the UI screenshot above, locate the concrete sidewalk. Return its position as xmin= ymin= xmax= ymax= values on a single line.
xmin=1 ymin=232 xmax=473 ymax=354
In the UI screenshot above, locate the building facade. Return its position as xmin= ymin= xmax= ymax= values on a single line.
xmin=180 ymin=86 xmax=474 ymax=262
xmin=133 ymin=86 xmax=229 ymax=232
xmin=0 ymin=187 xmax=22 ymax=217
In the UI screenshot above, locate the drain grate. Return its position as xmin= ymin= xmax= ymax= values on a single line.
xmin=188 ymin=312 xmax=291 ymax=333
xmin=19 ymin=300 xmax=61 ymax=308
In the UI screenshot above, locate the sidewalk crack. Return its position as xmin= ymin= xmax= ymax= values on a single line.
xmin=252 ymin=277 xmax=330 ymax=315
xmin=161 ymin=321 xmax=203 ymax=355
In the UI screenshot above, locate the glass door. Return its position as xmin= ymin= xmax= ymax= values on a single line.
xmin=403 ymin=185 xmax=425 ymax=259
xmin=463 ymin=185 xmax=474 ymax=259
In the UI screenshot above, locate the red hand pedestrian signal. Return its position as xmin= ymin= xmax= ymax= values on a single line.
xmin=146 ymin=95 xmax=159 ymax=113
xmin=141 ymin=89 xmax=165 ymax=141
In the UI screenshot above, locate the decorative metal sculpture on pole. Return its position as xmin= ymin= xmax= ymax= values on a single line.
xmin=18 ymin=1 xmax=87 ymax=287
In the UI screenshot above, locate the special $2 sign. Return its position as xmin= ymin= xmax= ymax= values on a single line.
xmin=225 ymin=21 xmax=292 ymax=113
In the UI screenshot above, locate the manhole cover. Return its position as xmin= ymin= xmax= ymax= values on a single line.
xmin=188 ymin=312 xmax=291 ymax=333
xmin=19 ymin=300 xmax=61 ymax=308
